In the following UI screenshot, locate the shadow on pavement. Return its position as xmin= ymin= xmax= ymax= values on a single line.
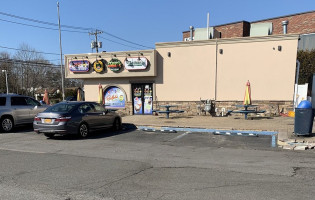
xmin=46 ymin=123 xmax=138 ymax=140
xmin=3 ymin=124 xmax=34 ymax=134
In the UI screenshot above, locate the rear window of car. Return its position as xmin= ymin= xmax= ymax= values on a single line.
xmin=45 ymin=103 xmax=76 ymax=113
xmin=0 ymin=97 xmax=6 ymax=106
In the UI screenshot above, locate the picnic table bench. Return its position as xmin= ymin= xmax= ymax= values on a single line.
xmin=230 ymin=105 xmax=266 ymax=119
xmin=153 ymin=105 xmax=184 ymax=119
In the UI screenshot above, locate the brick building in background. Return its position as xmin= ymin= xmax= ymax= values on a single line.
xmin=183 ymin=10 xmax=315 ymax=41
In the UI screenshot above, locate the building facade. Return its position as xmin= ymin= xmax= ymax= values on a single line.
xmin=65 ymin=34 xmax=299 ymax=116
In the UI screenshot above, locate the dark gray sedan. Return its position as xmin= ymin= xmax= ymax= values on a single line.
xmin=33 ymin=101 xmax=121 ymax=138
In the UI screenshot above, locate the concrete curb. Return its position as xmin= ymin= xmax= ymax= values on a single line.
xmin=138 ymin=125 xmax=278 ymax=135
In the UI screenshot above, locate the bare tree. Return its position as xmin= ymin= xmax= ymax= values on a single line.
xmin=1 ymin=43 xmax=83 ymax=99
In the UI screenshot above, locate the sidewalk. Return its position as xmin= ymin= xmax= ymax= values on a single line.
xmin=122 ymin=115 xmax=315 ymax=150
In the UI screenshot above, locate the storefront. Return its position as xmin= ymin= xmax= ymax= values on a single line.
xmin=65 ymin=34 xmax=300 ymax=116
xmin=65 ymin=49 xmax=157 ymax=115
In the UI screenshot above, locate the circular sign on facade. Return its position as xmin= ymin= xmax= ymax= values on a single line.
xmin=104 ymin=86 xmax=126 ymax=108
xmin=107 ymin=58 xmax=122 ymax=72
xmin=93 ymin=60 xmax=105 ymax=73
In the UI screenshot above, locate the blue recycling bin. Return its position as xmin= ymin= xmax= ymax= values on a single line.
xmin=294 ymin=101 xmax=314 ymax=136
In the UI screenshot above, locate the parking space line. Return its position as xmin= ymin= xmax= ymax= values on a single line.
xmin=168 ymin=132 xmax=190 ymax=142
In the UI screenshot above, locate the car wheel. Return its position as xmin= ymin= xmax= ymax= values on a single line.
xmin=44 ymin=133 xmax=55 ymax=138
xmin=78 ymin=123 xmax=89 ymax=138
xmin=112 ymin=118 xmax=121 ymax=131
xmin=1 ymin=117 xmax=14 ymax=132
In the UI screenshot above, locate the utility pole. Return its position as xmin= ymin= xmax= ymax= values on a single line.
xmin=89 ymin=30 xmax=103 ymax=53
xmin=57 ymin=1 xmax=65 ymax=101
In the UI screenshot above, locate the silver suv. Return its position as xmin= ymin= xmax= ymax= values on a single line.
xmin=0 ymin=94 xmax=49 ymax=132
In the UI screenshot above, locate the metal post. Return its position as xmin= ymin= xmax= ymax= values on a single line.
xmin=215 ymin=39 xmax=218 ymax=100
xmin=294 ymin=60 xmax=300 ymax=108
xmin=207 ymin=13 xmax=210 ymax=39
xmin=57 ymin=2 xmax=65 ymax=101
xmin=95 ymin=30 xmax=99 ymax=53
xmin=190 ymin=26 xmax=194 ymax=41
xmin=2 ymin=70 xmax=8 ymax=94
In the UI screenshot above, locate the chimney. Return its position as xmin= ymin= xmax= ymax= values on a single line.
xmin=189 ymin=26 xmax=194 ymax=41
xmin=282 ymin=20 xmax=289 ymax=34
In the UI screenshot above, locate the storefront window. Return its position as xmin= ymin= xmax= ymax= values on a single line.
xmin=104 ymin=86 xmax=126 ymax=108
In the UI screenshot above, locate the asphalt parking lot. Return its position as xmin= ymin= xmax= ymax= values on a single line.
xmin=0 ymin=123 xmax=275 ymax=151
xmin=1 ymin=124 xmax=315 ymax=200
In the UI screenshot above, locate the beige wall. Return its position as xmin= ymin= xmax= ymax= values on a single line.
xmin=84 ymin=77 xmax=155 ymax=102
xmin=156 ymin=34 xmax=299 ymax=102
xmin=156 ymin=44 xmax=217 ymax=101
xmin=216 ymin=37 xmax=298 ymax=101
xmin=67 ymin=34 xmax=299 ymax=104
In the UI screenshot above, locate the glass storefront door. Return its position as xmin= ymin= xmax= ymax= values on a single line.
xmin=132 ymin=83 xmax=153 ymax=115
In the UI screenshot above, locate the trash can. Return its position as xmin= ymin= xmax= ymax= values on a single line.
xmin=294 ymin=100 xmax=314 ymax=136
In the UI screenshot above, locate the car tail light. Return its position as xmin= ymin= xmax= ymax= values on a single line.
xmin=34 ymin=117 xmax=41 ymax=121
xmin=55 ymin=116 xmax=71 ymax=122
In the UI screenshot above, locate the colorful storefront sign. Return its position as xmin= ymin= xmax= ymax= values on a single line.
xmin=132 ymin=84 xmax=153 ymax=115
xmin=133 ymin=87 xmax=142 ymax=114
xmin=69 ymin=60 xmax=90 ymax=72
xmin=105 ymin=86 xmax=126 ymax=108
xmin=143 ymin=85 xmax=153 ymax=114
xmin=125 ymin=57 xmax=148 ymax=70
xmin=107 ymin=58 xmax=122 ymax=72
xmin=93 ymin=60 xmax=105 ymax=73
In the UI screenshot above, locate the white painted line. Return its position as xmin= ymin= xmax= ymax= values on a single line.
xmin=0 ymin=147 xmax=47 ymax=154
xmin=168 ymin=132 xmax=190 ymax=142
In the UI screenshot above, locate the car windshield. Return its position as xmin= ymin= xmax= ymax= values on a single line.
xmin=44 ymin=103 xmax=77 ymax=113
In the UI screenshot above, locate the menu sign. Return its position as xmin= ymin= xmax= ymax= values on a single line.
xmin=69 ymin=60 xmax=90 ymax=72
xmin=143 ymin=85 xmax=153 ymax=114
xmin=133 ymin=87 xmax=142 ymax=114
xmin=125 ymin=57 xmax=148 ymax=70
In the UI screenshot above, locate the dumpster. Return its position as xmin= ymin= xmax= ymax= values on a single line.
xmin=294 ymin=101 xmax=314 ymax=136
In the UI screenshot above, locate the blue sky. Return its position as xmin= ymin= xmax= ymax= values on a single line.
xmin=0 ymin=0 xmax=314 ymax=64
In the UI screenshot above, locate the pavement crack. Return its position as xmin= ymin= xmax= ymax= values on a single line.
xmin=74 ymin=165 xmax=154 ymax=195
xmin=103 ymin=166 xmax=153 ymax=187
xmin=291 ymin=167 xmax=300 ymax=177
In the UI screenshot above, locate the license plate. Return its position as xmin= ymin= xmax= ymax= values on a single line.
xmin=44 ymin=119 xmax=52 ymax=123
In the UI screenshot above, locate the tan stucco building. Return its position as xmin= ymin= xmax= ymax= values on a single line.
xmin=65 ymin=34 xmax=299 ymax=116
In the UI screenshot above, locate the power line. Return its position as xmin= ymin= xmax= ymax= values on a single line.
xmin=0 ymin=45 xmax=61 ymax=56
xmin=0 ymin=58 xmax=61 ymax=68
xmin=99 ymin=30 xmax=154 ymax=49
xmin=99 ymin=36 xmax=145 ymax=50
xmin=0 ymin=10 xmax=154 ymax=49
xmin=0 ymin=11 xmax=92 ymax=31
xmin=0 ymin=18 xmax=89 ymax=34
